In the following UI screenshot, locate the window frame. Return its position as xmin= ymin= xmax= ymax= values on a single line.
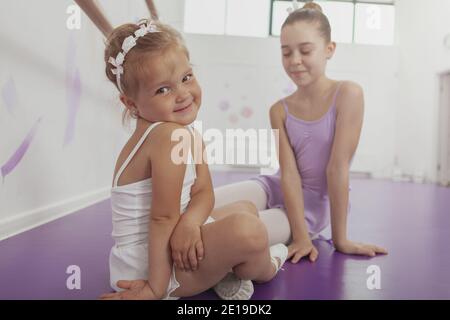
xmin=182 ymin=0 xmax=395 ymax=45
xmin=269 ymin=0 xmax=395 ymax=45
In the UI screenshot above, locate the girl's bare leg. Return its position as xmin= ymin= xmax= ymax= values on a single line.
xmin=211 ymin=200 xmax=259 ymax=219
xmin=170 ymin=213 xmax=277 ymax=298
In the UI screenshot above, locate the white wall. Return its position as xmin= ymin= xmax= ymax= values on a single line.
xmin=395 ymin=0 xmax=450 ymax=182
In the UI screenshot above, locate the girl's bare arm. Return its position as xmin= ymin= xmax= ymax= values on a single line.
xmin=145 ymin=0 xmax=159 ymax=20
xmin=74 ymin=0 xmax=113 ymax=37
xmin=146 ymin=123 xmax=190 ymax=298
xmin=270 ymin=102 xmax=310 ymax=243
xmin=327 ymin=82 xmax=387 ymax=256
xmin=326 ymin=81 xmax=363 ymax=245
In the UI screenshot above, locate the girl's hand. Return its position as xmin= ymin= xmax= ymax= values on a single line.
xmin=99 ymin=280 xmax=159 ymax=300
xmin=334 ymin=239 xmax=388 ymax=257
xmin=170 ymin=221 xmax=204 ymax=271
xmin=287 ymin=238 xmax=319 ymax=263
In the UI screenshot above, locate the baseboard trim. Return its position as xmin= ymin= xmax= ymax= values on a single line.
xmin=0 ymin=187 xmax=111 ymax=242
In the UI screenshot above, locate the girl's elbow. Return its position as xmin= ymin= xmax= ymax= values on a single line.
xmin=150 ymin=212 xmax=179 ymax=224
xmin=326 ymin=164 xmax=349 ymax=177
xmin=281 ymin=175 xmax=298 ymax=187
xmin=326 ymin=166 xmax=335 ymax=177
xmin=281 ymin=170 xmax=300 ymax=183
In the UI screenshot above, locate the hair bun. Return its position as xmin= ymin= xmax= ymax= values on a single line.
xmin=302 ymin=2 xmax=323 ymax=13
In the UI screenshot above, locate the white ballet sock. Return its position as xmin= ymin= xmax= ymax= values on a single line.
xmin=269 ymin=243 xmax=288 ymax=272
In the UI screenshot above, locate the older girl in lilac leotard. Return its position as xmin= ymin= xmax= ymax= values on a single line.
xmin=213 ymin=2 xmax=387 ymax=263
xmin=253 ymin=83 xmax=345 ymax=236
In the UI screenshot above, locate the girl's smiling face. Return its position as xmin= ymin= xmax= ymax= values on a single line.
xmin=280 ymin=21 xmax=335 ymax=86
xmin=122 ymin=46 xmax=201 ymax=126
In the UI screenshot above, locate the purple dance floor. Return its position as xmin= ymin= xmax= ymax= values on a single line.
xmin=1 ymin=172 xmax=450 ymax=299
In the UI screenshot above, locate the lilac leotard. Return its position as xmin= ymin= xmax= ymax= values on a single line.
xmin=253 ymin=82 xmax=351 ymax=235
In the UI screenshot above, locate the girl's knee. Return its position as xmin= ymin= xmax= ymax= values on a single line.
xmin=234 ymin=200 xmax=258 ymax=216
xmin=228 ymin=214 xmax=268 ymax=253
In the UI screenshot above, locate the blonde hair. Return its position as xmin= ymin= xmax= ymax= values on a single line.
xmin=282 ymin=2 xmax=331 ymax=43
xmin=104 ymin=19 xmax=189 ymax=125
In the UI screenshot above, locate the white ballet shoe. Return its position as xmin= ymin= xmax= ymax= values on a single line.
xmin=269 ymin=243 xmax=288 ymax=272
xmin=213 ymin=272 xmax=254 ymax=300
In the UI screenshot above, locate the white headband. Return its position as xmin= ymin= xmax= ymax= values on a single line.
xmin=108 ymin=20 xmax=161 ymax=93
